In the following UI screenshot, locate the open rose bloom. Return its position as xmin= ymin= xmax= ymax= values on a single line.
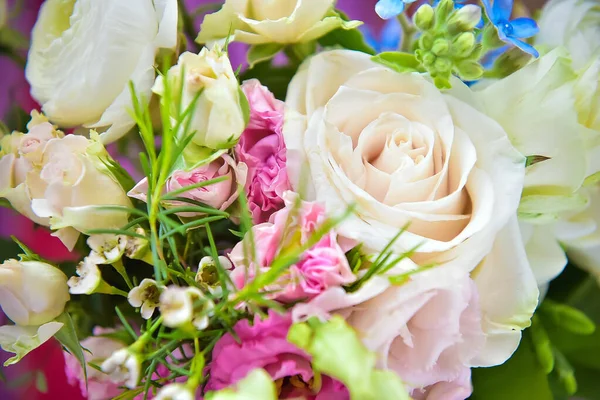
xmin=2 ymin=0 xmax=599 ymax=399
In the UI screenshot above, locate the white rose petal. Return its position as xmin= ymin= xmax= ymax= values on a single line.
xmin=26 ymin=0 xmax=178 ymax=144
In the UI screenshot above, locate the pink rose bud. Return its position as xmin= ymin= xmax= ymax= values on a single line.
xmin=128 ymin=154 xmax=247 ymax=216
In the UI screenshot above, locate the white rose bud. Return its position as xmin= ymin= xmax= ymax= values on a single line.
xmin=101 ymin=348 xmax=142 ymax=389
xmin=154 ymin=47 xmax=246 ymax=157
xmin=26 ymin=0 xmax=178 ymax=144
xmin=0 ymin=259 xmax=70 ymax=326
xmin=536 ymin=0 xmax=600 ymax=68
xmin=197 ymin=0 xmax=360 ymax=45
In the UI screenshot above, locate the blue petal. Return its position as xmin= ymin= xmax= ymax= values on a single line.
xmin=492 ymin=0 xmax=514 ymax=22
xmin=510 ymin=17 xmax=539 ymax=39
xmin=505 ymin=36 xmax=539 ymax=57
xmin=481 ymin=45 xmax=509 ymax=68
xmin=361 ymin=26 xmax=381 ymax=53
xmin=380 ymin=18 xmax=402 ymax=51
xmin=375 ymin=0 xmax=405 ymax=19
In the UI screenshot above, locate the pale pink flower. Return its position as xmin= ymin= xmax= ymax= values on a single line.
xmin=229 ymin=192 xmax=356 ymax=302
xmin=129 ymin=154 xmax=247 ymax=215
xmin=235 ymin=80 xmax=291 ymax=223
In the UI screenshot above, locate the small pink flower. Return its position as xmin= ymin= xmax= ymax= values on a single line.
xmin=229 ymin=192 xmax=356 ymax=302
xmin=205 ymin=311 xmax=348 ymax=399
xmin=128 ymin=154 xmax=247 ymax=216
xmin=235 ymin=80 xmax=291 ymax=224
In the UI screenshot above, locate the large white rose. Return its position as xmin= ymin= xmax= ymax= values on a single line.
xmin=284 ymin=50 xmax=525 ymax=269
xmin=197 ymin=0 xmax=359 ymax=45
xmin=0 ymin=259 xmax=70 ymax=326
xmin=26 ymin=0 xmax=178 ymax=144
xmin=536 ymin=0 xmax=600 ymax=68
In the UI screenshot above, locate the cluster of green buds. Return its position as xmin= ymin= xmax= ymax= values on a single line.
xmin=413 ymin=0 xmax=484 ymax=88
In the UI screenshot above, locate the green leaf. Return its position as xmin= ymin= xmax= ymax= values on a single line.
xmin=206 ymin=369 xmax=277 ymax=400
xmin=54 ymin=313 xmax=87 ymax=387
xmin=530 ymin=316 xmax=555 ymax=374
xmin=525 ymin=155 xmax=551 ymax=168
xmin=239 ymin=62 xmax=298 ymax=100
xmin=247 ymin=44 xmax=284 ymax=68
xmin=471 ymin=332 xmax=553 ymax=400
xmin=238 ymin=87 xmax=250 ymax=127
xmin=372 ymin=52 xmax=420 ymax=73
xmin=318 ymin=26 xmax=375 ymax=55
xmin=540 ymin=300 xmax=596 ymax=335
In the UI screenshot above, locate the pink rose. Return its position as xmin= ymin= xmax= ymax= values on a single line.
xmin=229 ymin=193 xmax=356 ymax=302
xmin=235 ymin=80 xmax=291 ymax=224
xmin=129 ymin=154 xmax=247 ymax=215
xmin=205 ymin=311 xmax=347 ymax=399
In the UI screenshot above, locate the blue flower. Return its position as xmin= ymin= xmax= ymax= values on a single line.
xmin=482 ymin=0 xmax=539 ymax=57
xmin=363 ymin=18 xmax=402 ymax=53
xmin=375 ymin=0 xmax=419 ymax=19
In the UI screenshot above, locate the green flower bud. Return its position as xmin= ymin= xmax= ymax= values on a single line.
xmin=433 ymin=75 xmax=452 ymax=90
xmin=434 ymin=57 xmax=452 ymax=73
xmin=451 ymin=32 xmax=476 ymax=58
xmin=419 ymin=32 xmax=435 ymax=50
xmin=434 ymin=0 xmax=455 ymax=28
xmin=422 ymin=51 xmax=436 ymax=67
xmin=414 ymin=4 xmax=435 ymax=31
xmin=482 ymin=24 xmax=504 ymax=50
xmin=455 ymin=60 xmax=484 ymax=80
xmin=431 ymin=38 xmax=450 ymax=56
xmin=447 ymin=5 xmax=482 ymax=34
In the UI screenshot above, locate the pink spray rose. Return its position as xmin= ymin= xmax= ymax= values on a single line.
xmin=229 ymin=192 xmax=356 ymax=303
xmin=235 ymin=80 xmax=292 ymax=224
xmin=128 ymin=154 xmax=247 ymax=215
xmin=205 ymin=311 xmax=347 ymax=399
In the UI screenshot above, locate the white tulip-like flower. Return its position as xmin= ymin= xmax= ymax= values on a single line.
xmin=536 ymin=0 xmax=600 ymax=68
xmin=26 ymin=0 xmax=178 ymax=144
xmin=160 ymin=286 xmax=215 ymax=330
xmin=128 ymin=279 xmax=165 ymax=320
xmin=154 ymin=47 xmax=245 ymax=157
xmin=155 ymin=383 xmax=195 ymax=400
xmin=101 ymin=348 xmax=142 ymax=389
xmin=0 ymin=322 xmax=64 ymax=365
xmin=68 ymin=258 xmax=102 ymax=295
xmin=0 ymin=259 xmax=70 ymax=326
xmin=87 ymin=234 xmax=127 ymax=265
xmin=197 ymin=0 xmax=360 ymax=45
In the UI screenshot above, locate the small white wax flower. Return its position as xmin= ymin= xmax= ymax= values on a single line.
xmin=128 ymin=279 xmax=164 ymax=319
xmin=159 ymin=286 xmax=214 ymax=330
xmin=101 ymin=348 xmax=141 ymax=389
xmin=195 ymin=256 xmax=232 ymax=297
xmin=87 ymin=234 xmax=126 ymax=264
xmin=155 ymin=383 xmax=195 ymax=400
xmin=67 ymin=258 xmax=101 ymax=295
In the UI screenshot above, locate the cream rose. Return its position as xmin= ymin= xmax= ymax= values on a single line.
xmin=0 ymin=259 xmax=70 ymax=326
xmin=1 ymin=122 xmax=132 ymax=250
xmin=26 ymin=0 xmax=178 ymax=144
xmin=154 ymin=48 xmax=245 ymax=155
xmin=536 ymin=0 xmax=600 ymax=68
xmin=284 ymin=50 xmax=526 ymax=268
xmin=196 ymin=0 xmax=359 ymax=45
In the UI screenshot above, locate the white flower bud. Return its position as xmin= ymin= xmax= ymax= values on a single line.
xmin=101 ymin=348 xmax=142 ymax=389
xmin=155 ymin=383 xmax=195 ymax=400
xmin=68 ymin=258 xmax=102 ymax=295
xmin=0 ymin=259 xmax=69 ymax=326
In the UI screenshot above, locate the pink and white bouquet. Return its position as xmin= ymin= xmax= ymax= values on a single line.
xmin=1 ymin=0 xmax=599 ymax=399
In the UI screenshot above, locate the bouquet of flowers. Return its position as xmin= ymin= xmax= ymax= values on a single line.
xmin=1 ymin=0 xmax=599 ymax=398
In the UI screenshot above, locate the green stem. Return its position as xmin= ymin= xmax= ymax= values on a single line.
xmin=96 ymin=280 xmax=129 ymax=297
xmin=398 ymin=14 xmax=417 ymax=52
xmin=177 ymin=0 xmax=201 ymax=52
xmin=112 ymin=260 xmax=134 ymax=289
